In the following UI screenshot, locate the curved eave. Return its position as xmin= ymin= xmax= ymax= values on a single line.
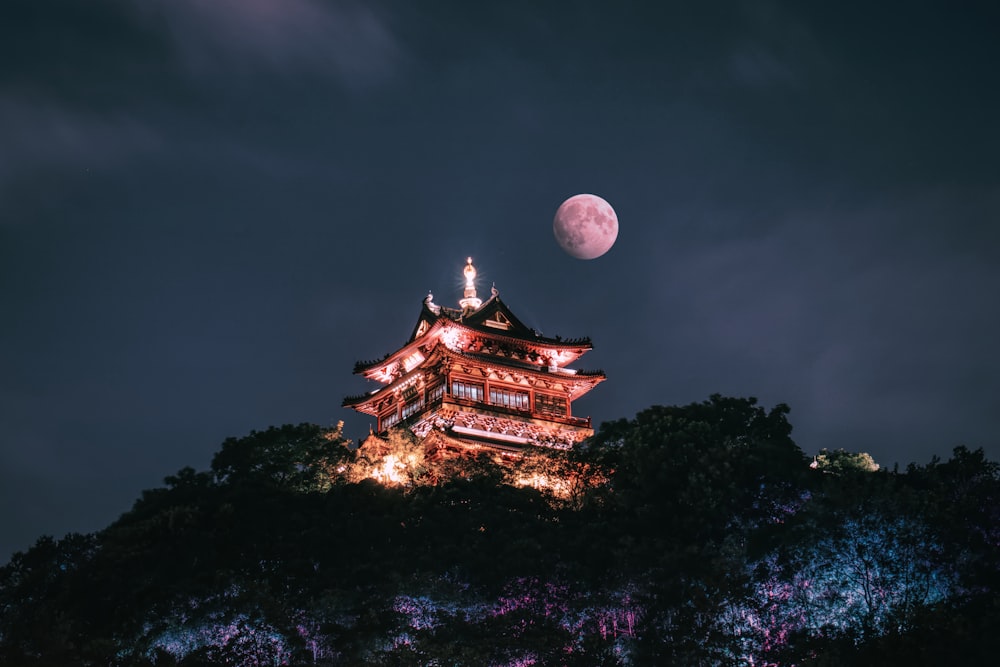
xmin=453 ymin=349 xmax=595 ymax=376
xmin=345 ymin=349 xmax=606 ymax=412
xmin=355 ymin=319 xmax=592 ymax=380
xmin=425 ymin=294 xmax=593 ymax=349
xmin=342 ymin=393 xmax=379 ymax=416
xmin=464 ymin=297 xmax=593 ymax=347
xmin=354 ymin=320 xmax=449 ymax=381
xmin=448 ymin=348 xmax=606 ymax=391
xmin=406 ymin=300 xmax=449 ymax=342
xmin=444 ymin=318 xmax=593 ymax=364
xmin=343 ymin=385 xmax=388 ymax=412
xmin=343 ymin=359 xmax=434 ymax=413
xmin=342 ymin=392 xmax=378 ymax=413
xmin=562 ymin=371 xmax=606 ymax=400
xmin=353 ymin=353 xmax=393 ymax=374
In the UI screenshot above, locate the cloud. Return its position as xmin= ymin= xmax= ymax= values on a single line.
xmin=638 ymin=180 xmax=1000 ymax=462
xmin=726 ymin=1 xmax=828 ymax=89
xmin=143 ymin=0 xmax=403 ymax=85
xmin=0 ymin=97 xmax=159 ymax=213
xmin=728 ymin=47 xmax=796 ymax=88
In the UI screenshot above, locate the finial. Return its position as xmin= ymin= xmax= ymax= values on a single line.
xmin=459 ymin=257 xmax=482 ymax=311
xmin=463 ymin=257 xmax=476 ymax=286
xmin=491 ymin=282 xmax=498 ymax=298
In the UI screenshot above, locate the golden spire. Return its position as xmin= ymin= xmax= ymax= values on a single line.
xmin=459 ymin=257 xmax=482 ymax=311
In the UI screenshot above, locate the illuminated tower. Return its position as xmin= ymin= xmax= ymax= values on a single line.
xmin=343 ymin=259 xmax=606 ymax=453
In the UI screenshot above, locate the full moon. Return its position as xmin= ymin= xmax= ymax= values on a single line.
xmin=553 ymin=193 xmax=619 ymax=260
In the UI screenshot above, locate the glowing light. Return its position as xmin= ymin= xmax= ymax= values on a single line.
xmin=440 ymin=326 xmax=466 ymax=352
xmin=372 ymin=454 xmax=405 ymax=484
xmin=459 ymin=257 xmax=482 ymax=310
xmin=513 ymin=473 xmax=572 ymax=498
xmin=372 ymin=364 xmax=398 ymax=384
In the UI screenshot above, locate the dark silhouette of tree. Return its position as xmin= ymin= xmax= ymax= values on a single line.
xmin=210 ymin=422 xmax=351 ymax=491
xmin=0 ymin=397 xmax=996 ymax=666
xmin=578 ymin=395 xmax=808 ymax=661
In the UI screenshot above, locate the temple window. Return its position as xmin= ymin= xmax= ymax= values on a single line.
xmin=452 ymin=380 xmax=484 ymax=402
xmin=535 ymin=393 xmax=567 ymax=416
xmin=382 ymin=411 xmax=400 ymax=430
xmin=489 ymin=387 xmax=530 ymax=411
xmin=401 ymin=398 xmax=425 ymax=419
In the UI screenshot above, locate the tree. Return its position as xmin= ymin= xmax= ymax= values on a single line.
xmin=0 ymin=533 xmax=98 ymax=664
xmin=346 ymin=427 xmax=430 ymax=487
xmin=811 ymin=448 xmax=880 ymax=474
xmin=578 ymin=395 xmax=809 ymax=662
xmin=210 ymin=422 xmax=351 ymax=491
xmin=2 ymin=402 xmax=997 ymax=665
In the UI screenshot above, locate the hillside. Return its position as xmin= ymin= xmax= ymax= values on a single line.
xmin=2 ymin=395 xmax=998 ymax=666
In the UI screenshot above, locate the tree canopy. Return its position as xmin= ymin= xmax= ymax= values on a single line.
xmin=1 ymin=397 xmax=997 ymax=666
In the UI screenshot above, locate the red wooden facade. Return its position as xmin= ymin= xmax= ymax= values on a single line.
xmin=343 ymin=259 xmax=605 ymax=451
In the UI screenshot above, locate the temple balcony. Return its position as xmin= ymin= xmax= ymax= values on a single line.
xmin=388 ymin=394 xmax=591 ymax=431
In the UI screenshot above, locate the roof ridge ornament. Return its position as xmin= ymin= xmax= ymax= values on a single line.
xmin=458 ymin=257 xmax=482 ymax=311
xmin=424 ymin=291 xmax=440 ymax=315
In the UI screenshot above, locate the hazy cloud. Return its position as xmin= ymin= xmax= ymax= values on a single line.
xmin=727 ymin=1 xmax=828 ymax=88
xmin=143 ymin=0 xmax=403 ymax=85
xmin=728 ymin=47 xmax=797 ymax=88
xmin=0 ymin=97 xmax=159 ymax=211
xmin=649 ymin=183 xmax=1000 ymax=464
xmin=2 ymin=0 xmax=997 ymax=564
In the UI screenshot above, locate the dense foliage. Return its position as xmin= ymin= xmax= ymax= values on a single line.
xmin=1 ymin=396 xmax=998 ymax=665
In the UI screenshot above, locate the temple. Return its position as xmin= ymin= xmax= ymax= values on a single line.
xmin=343 ymin=258 xmax=606 ymax=454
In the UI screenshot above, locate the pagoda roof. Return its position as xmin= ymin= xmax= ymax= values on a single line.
xmin=451 ymin=349 xmax=606 ymax=382
xmin=411 ymin=292 xmax=591 ymax=347
xmin=352 ymin=290 xmax=595 ymax=377
xmin=342 ymin=344 xmax=605 ymax=411
xmin=342 ymin=360 xmax=427 ymax=412
xmin=344 ymin=259 xmax=607 ymax=443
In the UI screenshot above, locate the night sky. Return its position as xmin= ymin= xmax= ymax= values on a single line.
xmin=2 ymin=0 xmax=998 ymax=564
